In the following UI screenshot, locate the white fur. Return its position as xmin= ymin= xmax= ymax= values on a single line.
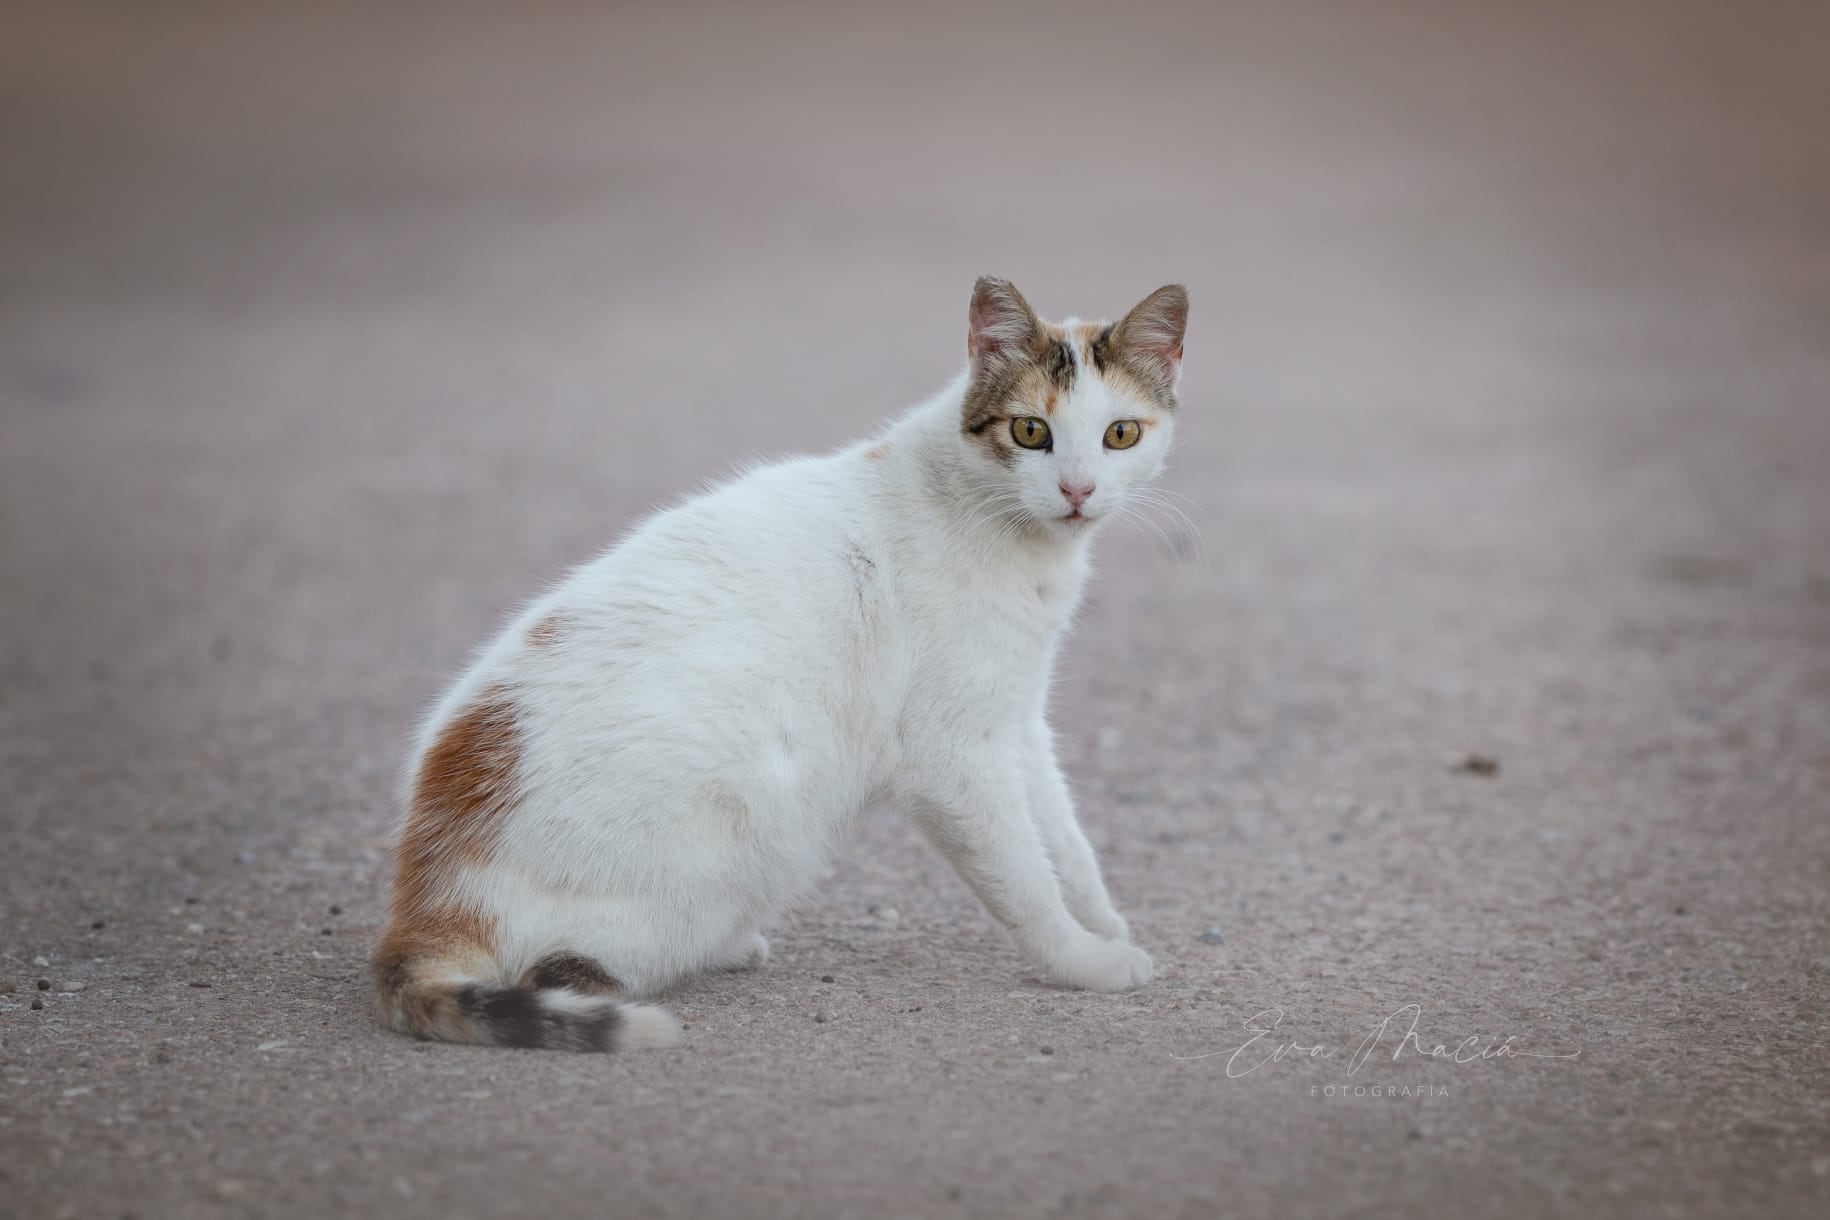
xmin=412 ymin=338 xmax=1179 ymax=997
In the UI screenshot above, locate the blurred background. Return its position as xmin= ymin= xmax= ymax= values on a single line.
xmin=3 ymin=2 xmax=1828 ymax=1218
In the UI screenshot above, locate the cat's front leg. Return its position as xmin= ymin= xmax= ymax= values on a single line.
xmin=912 ymin=758 xmax=1152 ymax=993
xmin=1024 ymin=718 xmax=1133 ymax=944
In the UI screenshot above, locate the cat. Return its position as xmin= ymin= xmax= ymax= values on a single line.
xmin=374 ymin=277 xmax=1189 ymax=1051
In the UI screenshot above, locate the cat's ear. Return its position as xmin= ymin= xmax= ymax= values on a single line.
xmin=1108 ymin=284 xmax=1188 ymax=383
xmin=967 ymin=276 xmax=1043 ymax=363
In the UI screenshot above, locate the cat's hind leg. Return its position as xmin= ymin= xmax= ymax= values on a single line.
xmin=372 ymin=924 xmax=681 ymax=1053
xmin=708 ymin=930 xmax=771 ymax=972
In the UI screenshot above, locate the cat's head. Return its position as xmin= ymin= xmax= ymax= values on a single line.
xmin=959 ymin=277 xmax=1187 ymax=541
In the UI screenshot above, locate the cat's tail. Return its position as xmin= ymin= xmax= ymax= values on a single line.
xmin=374 ymin=948 xmax=681 ymax=1053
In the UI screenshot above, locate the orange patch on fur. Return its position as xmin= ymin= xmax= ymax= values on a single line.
xmin=864 ymin=443 xmax=888 ymax=461
xmin=1044 ymin=388 xmax=1058 ymax=415
xmin=1069 ymin=321 xmax=1106 ymax=365
xmin=404 ymin=686 xmax=521 ymax=867
xmin=374 ymin=904 xmax=498 ymax=975
xmin=527 ymin=611 xmax=567 ymax=648
xmin=378 ymin=686 xmax=522 ymax=966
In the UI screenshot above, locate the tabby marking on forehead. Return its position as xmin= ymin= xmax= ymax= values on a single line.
xmin=1070 ymin=321 xmax=1116 ymax=373
xmin=1039 ymin=334 xmax=1076 ymax=396
xmin=961 ymin=320 xmax=1086 ymax=460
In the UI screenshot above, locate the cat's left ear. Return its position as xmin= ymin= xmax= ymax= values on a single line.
xmin=1109 ymin=284 xmax=1189 ymax=384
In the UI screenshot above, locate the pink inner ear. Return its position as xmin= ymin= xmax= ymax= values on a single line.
xmin=1146 ymin=332 xmax=1186 ymax=377
xmin=970 ymin=312 xmax=1024 ymax=358
xmin=1135 ymin=337 xmax=1181 ymax=378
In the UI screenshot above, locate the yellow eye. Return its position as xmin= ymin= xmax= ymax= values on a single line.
xmin=1010 ymin=417 xmax=1052 ymax=450
xmin=1104 ymin=419 xmax=1142 ymax=450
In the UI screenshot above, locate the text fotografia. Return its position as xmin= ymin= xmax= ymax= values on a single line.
xmin=1313 ymin=1084 xmax=1449 ymax=1099
xmin=1172 ymin=1004 xmax=1582 ymax=1079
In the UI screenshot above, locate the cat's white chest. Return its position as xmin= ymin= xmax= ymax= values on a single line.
xmin=887 ymin=550 xmax=1085 ymax=745
xmin=1027 ymin=568 xmax=1084 ymax=625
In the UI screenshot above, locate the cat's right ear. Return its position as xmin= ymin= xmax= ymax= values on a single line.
xmin=968 ymin=276 xmax=1042 ymax=363
xmin=1108 ymin=284 xmax=1189 ymax=386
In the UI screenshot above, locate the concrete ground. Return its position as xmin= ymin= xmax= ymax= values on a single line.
xmin=3 ymin=2 xmax=1828 ymax=1216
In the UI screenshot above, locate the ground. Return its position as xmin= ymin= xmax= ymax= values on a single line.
xmin=2 ymin=2 xmax=1828 ymax=1217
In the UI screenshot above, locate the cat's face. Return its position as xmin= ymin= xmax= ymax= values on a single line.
xmin=959 ymin=279 xmax=1187 ymax=541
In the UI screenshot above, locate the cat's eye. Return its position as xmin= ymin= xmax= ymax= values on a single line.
xmin=1104 ymin=419 xmax=1142 ymax=450
xmin=1011 ymin=417 xmax=1052 ymax=450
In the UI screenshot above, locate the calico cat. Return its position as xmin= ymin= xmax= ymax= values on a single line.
xmin=375 ymin=277 xmax=1188 ymax=1051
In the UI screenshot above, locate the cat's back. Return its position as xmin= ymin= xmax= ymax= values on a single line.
xmin=567 ymin=448 xmax=891 ymax=641
xmin=429 ymin=448 xmax=905 ymax=754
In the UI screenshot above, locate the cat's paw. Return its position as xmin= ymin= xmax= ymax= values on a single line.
xmin=1044 ymin=936 xmax=1153 ymax=993
xmin=714 ymin=932 xmax=770 ymax=972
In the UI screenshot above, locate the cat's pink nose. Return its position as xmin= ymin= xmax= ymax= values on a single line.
xmin=1059 ymin=480 xmax=1095 ymax=510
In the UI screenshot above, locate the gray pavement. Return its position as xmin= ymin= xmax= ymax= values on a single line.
xmin=3 ymin=2 xmax=1828 ymax=1217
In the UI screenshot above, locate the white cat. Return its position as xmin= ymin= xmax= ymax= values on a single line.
xmin=375 ymin=277 xmax=1189 ymax=1051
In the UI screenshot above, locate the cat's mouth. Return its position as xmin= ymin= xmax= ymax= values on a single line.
xmin=1059 ymin=510 xmax=1096 ymax=526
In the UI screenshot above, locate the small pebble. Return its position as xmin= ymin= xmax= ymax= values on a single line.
xmin=1197 ymin=929 xmax=1225 ymax=945
xmin=33 ymin=955 xmax=49 ymax=967
xmin=189 ymin=981 xmax=213 ymax=989
xmin=57 ymin=980 xmax=87 ymax=993
xmin=0 ymin=977 xmax=14 ymax=993
xmin=30 ymin=998 xmax=43 ymax=1011
xmin=1039 ymin=1045 xmax=1055 ymax=1056
xmin=814 ymin=1011 xmax=831 ymax=1023
xmin=821 ymin=974 xmax=835 ymax=984
xmin=184 ymin=896 xmax=198 ymax=905
xmin=1453 ymin=753 xmax=1500 ymax=777
xmin=329 ymin=904 xmax=343 ymax=916
xmin=320 ymin=928 xmax=334 ymax=937
xmin=37 ymin=979 xmax=51 ymax=991
xmin=91 ymin=920 xmax=105 ymax=930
